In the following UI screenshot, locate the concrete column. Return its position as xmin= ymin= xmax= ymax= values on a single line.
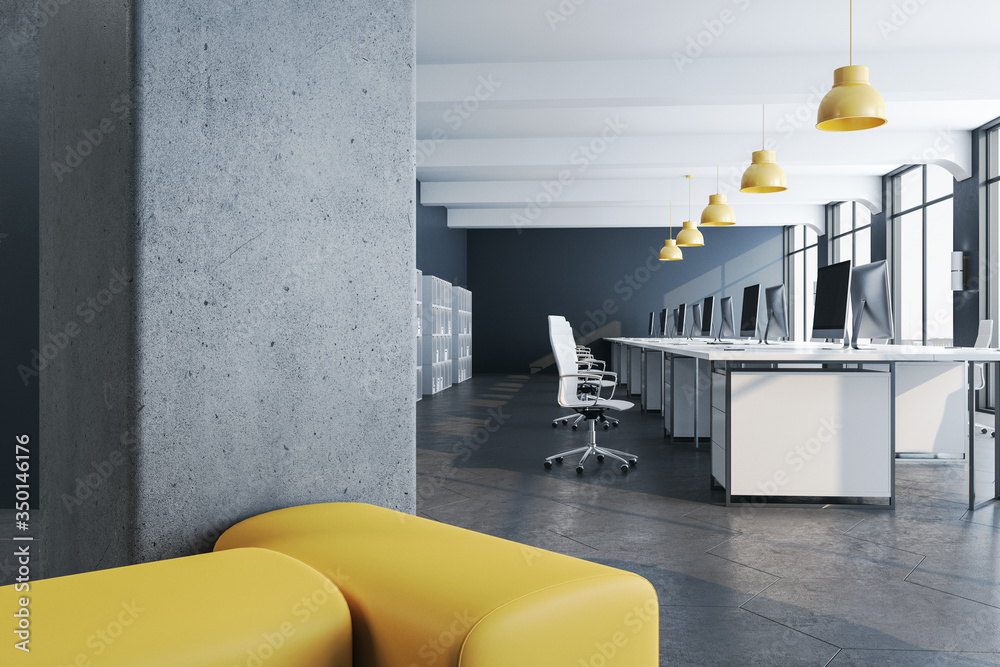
xmin=34 ymin=0 xmax=416 ymax=578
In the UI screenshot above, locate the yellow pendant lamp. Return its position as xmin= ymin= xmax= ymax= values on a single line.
xmin=675 ymin=175 xmax=705 ymax=247
xmin=701 ymin=164 xmax=736 ymax=226
xmin=816 ymin=0 xmax=887 ymax=131
xmin=659 ymin=203 xmax=683 ymax=261
xmin=741 ymin=105 xmax=787 ymax=193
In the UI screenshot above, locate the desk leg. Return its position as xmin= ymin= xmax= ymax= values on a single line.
xmin=669 ymin=353 xmax=675 ymax=444
xmin=694 ymin=358 xmax=700 ymax=449
xmin=969 ymin=361 xmax=976 ymax=512
xmin=889 ymin=362 xmax=896 ymax=510
xmin=995 ymin=361 xmax=1000 ymax=502
xmin=640 ymin=348 xmax=647 ymax=413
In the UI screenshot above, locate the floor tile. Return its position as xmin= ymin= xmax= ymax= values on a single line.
xmin=659 ymin=607 xmax=839 ymax=666
xmin=828 ymin=649 xmax=1000 ymax=666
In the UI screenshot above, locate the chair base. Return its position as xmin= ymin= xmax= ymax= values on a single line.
xmin=975 ymin=422 xmax=996 ymax=437
xmin=551 ymin=413 xmax=618 ymax=429
xmin=544 ymin=416 xmax=636 ymax=474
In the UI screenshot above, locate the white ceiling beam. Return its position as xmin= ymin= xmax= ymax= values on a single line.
xmin=422 ymin=176 xmax=882 ymax=212
xmin=417 ymin=53 xmax=1000 ymax=106
xmin=418 ymin=130 xmax=971 ymax=181
xmin=447 ymin=205 xmax=825 ymax=234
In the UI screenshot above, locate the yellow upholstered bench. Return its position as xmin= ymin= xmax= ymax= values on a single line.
xmin=214 ymin=502 xmax=659 ymax=667
xmin=0 ymin=547 xmax=351 ymax=666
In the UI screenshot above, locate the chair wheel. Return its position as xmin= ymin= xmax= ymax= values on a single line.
xmin=982 ymin=428 xmax=988 ymax=434
xmin=572 ymin=424 xmax=578 ymax=430
xmin=629 ymin=458 xmax=638 ymax=466
xmin=612 ymin=422 xmax=619 ymax=428
xmin=993 ymin=432 xmax=996 ymax=438
xmin=551 ymin=422 xmax=558 ymax=428
xmin=575 ymin=466 xmax=584 ymax=474
xmin=561 ymin=420 xmax=568 ymax=425
xmin=603 ymin=423 xmax=609 ymax=430
xmin=597 ymin=455 xmax=605 ymax=462
xmin=620 ymin=465 xmax=629 ymax=474
xmin=555 ymin=457 xmax=563 ymax=464
xmin=544 ymin=460 xmax=552 ymax=469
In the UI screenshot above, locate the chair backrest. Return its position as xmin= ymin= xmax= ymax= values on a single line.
xmin=548 ymin=316 xmax=582 ymax=407
xmin=974 ymin=320 xmax=993 ymax=349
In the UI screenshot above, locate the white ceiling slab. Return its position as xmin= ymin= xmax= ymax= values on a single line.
xmin=415 ymin=0 xmax=1000 ymax=230
xmin=448 ymin=204 xmax=826 ymax=234
xmin=422 ymin=176 xmax=883 ymax=212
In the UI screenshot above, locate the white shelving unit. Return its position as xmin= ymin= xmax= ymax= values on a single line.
xmin=415 ymin=270 xmax=422 ymax=401
xmin=421 ymin=274 xmax=453 ymax=395
xmin=452 ymin=286 xmax=472 ymax=383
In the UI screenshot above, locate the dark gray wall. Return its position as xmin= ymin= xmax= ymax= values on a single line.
xmin=416 ymin=181 xmax=467 ymax=287
xmin=0 ymin=0 xmax=40 ymax=579
xmin=468 ymin=226 xmax=784 ymax=373
xmin=37 ymin=0 xmax=138 ymax=581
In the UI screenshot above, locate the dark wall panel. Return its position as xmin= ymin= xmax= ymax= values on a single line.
xmin=467 ymin=226 xmax=784 ymax=373
xmin=416 ymin=181 xmax=467 ymax=287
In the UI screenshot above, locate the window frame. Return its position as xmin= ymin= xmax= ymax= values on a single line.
xmin=887 ymin=164 xmax=955 ymax=346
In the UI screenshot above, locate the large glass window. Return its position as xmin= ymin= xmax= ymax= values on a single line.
xmin=986 ymin=125 xmax=1000 ymax=408
xmin=889 ymin=164 xmax=955 ymax=345
xmin=828 ymin=201 xmax=873 ymax=268
xmin=785 ymin=225 xmax=819 ymax=341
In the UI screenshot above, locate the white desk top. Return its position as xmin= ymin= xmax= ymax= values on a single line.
xmin=608 ymin=337 xmax=1000 ymax=363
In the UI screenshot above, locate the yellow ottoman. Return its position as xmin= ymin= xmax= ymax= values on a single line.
xmin=214 ymin=502 xmax=659 ymax=667
xmin=0 ymin=547 xmax=351 ymax=666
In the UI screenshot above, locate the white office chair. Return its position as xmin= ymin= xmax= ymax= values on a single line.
xmin=550 ymin=318 xmax=619 ymax=430
xmin=973 ymin=319 xmax=995 ymax=437
xmin=544 ymin=316 xmax=636 ymax=474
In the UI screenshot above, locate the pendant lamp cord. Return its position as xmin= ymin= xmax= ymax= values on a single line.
xmin=669 ymin=203 xmax=673 ymax=237
xmin=761 ymin=104 xmax=765 ymax=150
xmin=849 ymin=0 xmax=853 ymax=66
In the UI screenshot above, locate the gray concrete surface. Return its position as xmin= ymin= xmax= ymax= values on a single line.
xmin=16 ymin=0 xmax=416 ymax=582
xmin=131 ymin=0 xmax=417 ymax=561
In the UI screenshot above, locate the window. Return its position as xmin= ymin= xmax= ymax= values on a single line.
xmin=889 ymin=165 xmax=955 ymax=345
xmin=986 ymin=125 xmax=1000 ymax=408
xmin=785 ymin=225 xmax=818 ymax=341
xmin=828 ymin=201 xmax=872 ymax=267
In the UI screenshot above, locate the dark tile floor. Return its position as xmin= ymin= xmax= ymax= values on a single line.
xmin=416 ymin=374 xmax=1000 ymax=667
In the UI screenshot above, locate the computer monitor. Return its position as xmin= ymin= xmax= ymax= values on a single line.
xmin=811 ymin=260 xmax=853 ymax=341
xmin=690 ymin=303 xmax=703 ymax=339
xmin=660 ymin=308 xmax=668 ymax=337
xmin=717 ymin=296 xmax=736 ymax=339
xmin=763 ymin=285 xmax=789 ymax=344
xmin=648 ymin=312 xmax=656 ymax=337
xmin=740 ymin=284 xmax=761 ymax=339
xmin=676 ymin=303 xmax=687 ymax=338
xmin=850 ymin=260 xmax=893 ymax=349
xmin=700 ymin=296 xmax=715 ymax=338
xmin=671 ymin=308 xmax=679 ymax=337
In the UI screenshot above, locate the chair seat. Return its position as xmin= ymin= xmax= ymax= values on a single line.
xmin=563 ymin=398 xmax=633 ymax=411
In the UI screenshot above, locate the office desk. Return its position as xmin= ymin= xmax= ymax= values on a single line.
xmin=609 ymin=338 xmax=1000 ymax=510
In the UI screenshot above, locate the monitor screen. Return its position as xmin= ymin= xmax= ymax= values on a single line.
xmin=701 ymin=296 xmax=715 ymax=337
xmin=719 ymin=296 xmax=735 ymax=338
xmin=648 ymin=312 xmax=656 ymax=337
xmin=851 ymin=260 xmax=893 ymax=347
xmin=676 ymin=303 xmax=687 ymax=338
xmin=660 ymin=308 xmax=668 ymax=337
xmin=764 ymin=285 xmax=789 ymax=342
xmin=812 ymin=260 xmax=852 ymax=340
xmin=740 ymin=285 xmax=761 ymax=338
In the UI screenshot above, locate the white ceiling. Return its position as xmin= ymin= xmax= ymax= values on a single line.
xmin=415 ymin=0 xmax=1000 ymax=232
